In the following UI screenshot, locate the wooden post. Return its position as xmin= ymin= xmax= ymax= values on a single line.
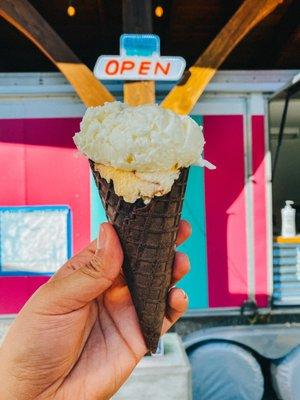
xmin=0 ymin=0 xmax=115 ymax=107
xmin=122 ymin=0 xmax=155 ymax=106
xmin=161 ymin=0 xmax=284 ymax=115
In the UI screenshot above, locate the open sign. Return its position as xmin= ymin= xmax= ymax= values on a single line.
xmin=94 ymin=56 xmax=184 ymax=80
xmin=94 ymin=34 xmax=186 ymax=81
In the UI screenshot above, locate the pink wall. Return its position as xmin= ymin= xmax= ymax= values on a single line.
xmin=204 ymin=115 xmax=248 ymax=307
xmin=252 ymin=115 xmax=268 ymax=307
xmin=0 ymin=118 xmax=90 ymax=313
xmin=0 ymin=277 xmax=49 ymax=314
xmin=0 ymin=115 xmax=270 ymax=313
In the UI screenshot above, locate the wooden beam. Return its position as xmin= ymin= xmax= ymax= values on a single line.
xmin=96 ymin=0 xmax=112 ymax=54
xmin=161 ymin=0 xmax=285 ymax=115
xmin=122 ymin=0 xmax=155 ymax=106
xmin=123 ymin=81 xmax=155 ymax=106
xmin=122 ymin=0 xmax=152 ymax=34
xmin=0 ymin=0 xmax=115 ymax=107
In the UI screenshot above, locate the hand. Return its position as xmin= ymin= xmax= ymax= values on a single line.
xmin=0 ymin=221 xmax=191 ymax=400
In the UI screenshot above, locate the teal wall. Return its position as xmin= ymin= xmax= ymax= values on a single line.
xmin=90 ymin=173 xmax=107 ymax=240
xmin=178 ymin=115 xmax=208 ymax=309
xmin=90 ymin=114 xmax=208 ymax=308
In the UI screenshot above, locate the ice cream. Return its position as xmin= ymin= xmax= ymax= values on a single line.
xmin=94 ymin=164 xmax=179 ymax=203
xmin=73 ymin=101 xmax=212 ymax=353
xmin=73 ymin=101 xmax=212 ymax=203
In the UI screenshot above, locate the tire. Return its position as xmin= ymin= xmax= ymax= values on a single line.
xmin=271 ymin=345 xmax=300 ymax=400
xmin=188 ymin=341 xmax=264 ymax=400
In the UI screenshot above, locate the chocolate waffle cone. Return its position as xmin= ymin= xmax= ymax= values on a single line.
xmin=90 ymin=160 xmax=189 ymax=353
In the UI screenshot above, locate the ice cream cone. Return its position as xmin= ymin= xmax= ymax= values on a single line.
xmin=73 ymin=102 xmax=210 ymax=351
xmin=90 ymin=160 xmax=189 ymax=353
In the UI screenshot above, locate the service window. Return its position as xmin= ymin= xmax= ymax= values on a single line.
xmin=269 ymin=76 xmax=300 ymax=306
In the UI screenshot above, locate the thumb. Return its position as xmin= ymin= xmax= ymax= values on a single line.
xmin=34 ymin=223 xmax=123 ymax=313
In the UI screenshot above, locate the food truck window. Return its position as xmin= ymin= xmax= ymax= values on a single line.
xmin=0 ymin=206 xmax=71 ymax=275
xmin=269 ymin=82 xmax=300 ymax=235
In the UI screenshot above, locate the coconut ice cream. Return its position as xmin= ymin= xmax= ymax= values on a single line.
xmin=73 ymin=101 xmax=212 ymax=203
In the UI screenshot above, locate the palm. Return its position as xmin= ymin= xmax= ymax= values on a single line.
xmin=55 ymin=276 xmax=148 ymax=400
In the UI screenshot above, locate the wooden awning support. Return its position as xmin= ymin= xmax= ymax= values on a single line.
xmin=0 ymin=0 xmax=115 ymax=107
xmin=122 ymin=0 xmax=155 ymax=106
xmin=161 ymin=0 xmax=285 ymax=115
xmin=0 ymin=0 xmax=284 ymax=112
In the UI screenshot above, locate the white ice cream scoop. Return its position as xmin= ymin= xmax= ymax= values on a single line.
xmin=73 ymin=101 xmax=214 ymax=203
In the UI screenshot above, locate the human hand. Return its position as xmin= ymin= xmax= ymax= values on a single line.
xmin=0 ymin=221 xmax=191 ymax=400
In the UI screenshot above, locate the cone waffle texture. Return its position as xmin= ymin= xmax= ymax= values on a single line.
xmin=90 ymin=161 xmax=189 ymax=353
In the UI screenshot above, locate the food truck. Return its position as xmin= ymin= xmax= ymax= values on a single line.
xmin=1 ymin=0 xmax=300 ymax=398
xmin=0 ymin=70 xmax=300 ymax=398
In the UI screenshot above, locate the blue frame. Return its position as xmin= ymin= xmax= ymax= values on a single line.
xmin=0 ymin=205 xmax=72 ymax=276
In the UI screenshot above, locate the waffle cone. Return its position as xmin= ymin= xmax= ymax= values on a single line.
xmin=90 ymin=161 xmax=189 ymax=353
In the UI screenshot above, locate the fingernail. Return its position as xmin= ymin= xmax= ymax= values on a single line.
xmin=168 ymin=285 xmax=176 ymax=293
xmin=97 ymin=224 xmax=107 ymax=250
xmin=179 ymin=288 xmax=188 ymax=300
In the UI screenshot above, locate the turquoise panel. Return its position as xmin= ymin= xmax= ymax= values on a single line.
xmin=90 ymin=173 xmax=107 ymax=240
xmin=89 ymin=115 xmax=208 ymax=308
xmin=178 ymin=115 xmax=208 ymax=309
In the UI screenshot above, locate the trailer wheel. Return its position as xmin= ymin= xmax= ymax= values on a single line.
xmin=188 ymin=341 xmax=264 ymax=400
xmin=271 ymin=345 xmax=300 ymax=400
